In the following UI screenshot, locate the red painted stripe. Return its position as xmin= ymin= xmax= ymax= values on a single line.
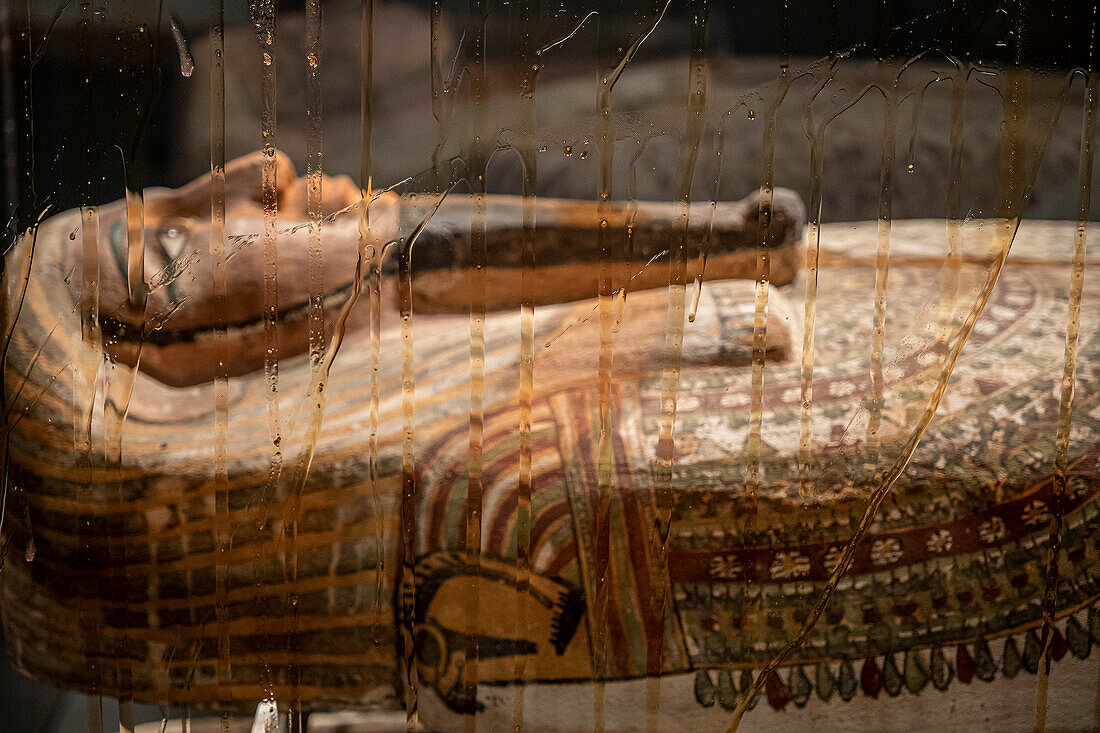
xmin=486 ymin=463 xmax=565 ymax=558
xmin=424 ymin=411 xmax=527 ymax=550
xmin=613 ymin=428 xmax=666 ymax=676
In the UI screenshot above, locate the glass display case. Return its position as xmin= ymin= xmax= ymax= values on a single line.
xmin=1 ymin=1 xmax=1099 ymax=731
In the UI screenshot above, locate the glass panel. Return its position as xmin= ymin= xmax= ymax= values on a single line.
xmin=1 ymin=1 xmax=1098 ymax=731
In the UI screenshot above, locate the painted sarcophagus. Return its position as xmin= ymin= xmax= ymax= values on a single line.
xmin=3 ymin=144 xmax=1100 ymax=731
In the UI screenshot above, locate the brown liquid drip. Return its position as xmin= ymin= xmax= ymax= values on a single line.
xmin=463 ymin=5 xmax=489 ymax=729
xmin=1034 ymin=70 xmax=1097 ymax=733
xmin=798 ymin=75 xmax=901 ymax=505
xmin=865 ymin=68 xmax=898 ymax=472
xmin=402 ymin=6 xmax=443 ymax=728
xmin=305 ymin=0 xmax=325 ymax=367
xmin=273 ymin=0 xmax=393 ymax=718
xmin=367 ymin=249 xmax=386 ymax=637
xmin=209 ymin=0 xmax=232 ymax=715
xmin=250 ymin=0 xmax=286 ymax=717
xmin=512 ymin=5 xmax=540 ymax=728
xmin=744 ymin=67 xmax=791 ymax=504
xmin=169 ymin=12 xmax=194 ymax=78
xmin=399 ymin=249 xmax=419 ymax=733
xmin=243 ymin=20 xmax=285 ymax=709
xmin=429 ymin=0 xmax=454 ymax=175
xmin=256 ymin=3 xmax=283 ymax=497
xmin=78 ymin=200 xmax=104 ymax=718
xmin=592 ymin=45 xmax=617 ymax=733
xmin=357 ymin=1 xmax=393 ymax=682
xmin=647 ymin=4 xmax=708 ymax=730
xmin=103 ymin=174 xmax=147 ymax=729
xmin=287 ymin=1 xmax=324 ymax=723
xmin=592 ymin=10 xmax=673 ymax=728
xmin=396 ymin=190 xmax=453 ymax=733
xmin=78 ymin=204 xmax=101 ymax=382
xmin=903 ymin=73 xmax=937 ymax=175
xmin=612 ymin=137 xmax=648 ymax=333
xmin=687 ymin=123 xmax=723 ymax=324
xmin=935 ymin=62 xmax=967 ymax=348
xmin=795 ymin=70 xmax=838 ymax=506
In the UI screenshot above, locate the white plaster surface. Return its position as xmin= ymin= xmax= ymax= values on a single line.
xmin=419 ymin=650 xmax=1100 ymax=732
